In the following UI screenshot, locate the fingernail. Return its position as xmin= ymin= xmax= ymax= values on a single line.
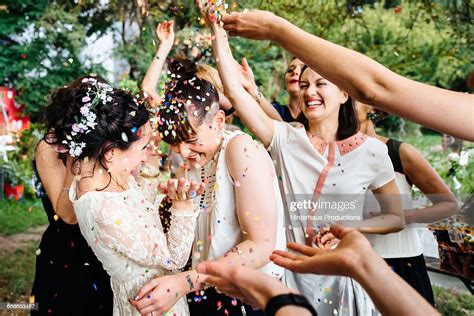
xmin=134 ymin=295 xmax=140 ymax=300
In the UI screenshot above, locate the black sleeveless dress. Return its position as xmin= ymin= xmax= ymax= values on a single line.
xmin=30 ymin=160 xmax=113 ymax=315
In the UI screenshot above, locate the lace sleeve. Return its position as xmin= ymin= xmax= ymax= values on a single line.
xmin=130 ymin=174 xmax=163 ymax=206
xmin=93 ymin=197 xmax=197 ymax=270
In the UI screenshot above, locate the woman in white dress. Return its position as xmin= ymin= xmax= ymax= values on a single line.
xmin=129 ymin=58 xmax=286 ymax=316
xmin=49 ymin=77 xmax=203 ymax=315
xmin=206 ymin=13 xmax=405 ymax=316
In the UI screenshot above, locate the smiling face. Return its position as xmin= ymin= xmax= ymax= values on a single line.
xmin=299 ymin=68 xmax=349 ymax=123
xmin=284 ymin=58 xmax=305 ymax=94
xmin=169 ymin=110 xmax=225 ymax=168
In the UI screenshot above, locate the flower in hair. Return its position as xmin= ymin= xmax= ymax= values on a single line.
xmin=63 ymin=77 xmax=113 ymax=157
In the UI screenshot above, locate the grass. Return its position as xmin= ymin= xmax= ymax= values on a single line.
xmin=0 ymin=199 xmax=48 ymax=235
xmin=0 ymin=241 xmax=37 ymax=302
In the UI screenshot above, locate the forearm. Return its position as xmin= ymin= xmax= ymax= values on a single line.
xmin=405 ymin=200 xmax=459 ymax=224
xmin=358 ymin=214 xmax=404 ymax=234
xmin=270 ymin=16 xmax=474 ymax=141
xmin=142 ymin=44 xmax=172 ymax=102
xmin=212 ymin=26 xmax=274 ymax=145
xmin=257 ymin=94 xmax=284 ymax=121
xmin=354 ymin=253 xmax=438 ymax=315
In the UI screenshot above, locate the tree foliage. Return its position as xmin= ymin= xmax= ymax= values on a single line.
xmin=0 ymin=0 xmax=472 ymax=122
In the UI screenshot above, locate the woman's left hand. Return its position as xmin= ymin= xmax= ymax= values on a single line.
xmin=129 ymin=274 xmax=186 ymax=315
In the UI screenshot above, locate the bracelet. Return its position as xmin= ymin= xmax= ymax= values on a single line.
xmin=185 ymin=274 xmax=195 ymax=291
xmin=265 ymin=293 xmax=317 ymax=316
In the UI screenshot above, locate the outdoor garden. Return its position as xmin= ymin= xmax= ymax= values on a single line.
xmin=0 ymin=0 xmax=473 ymax=315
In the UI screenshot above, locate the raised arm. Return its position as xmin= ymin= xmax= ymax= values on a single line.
xmin=209 ymin=15 xmax=274 ymax=147
xmin=142 ymin=21 xmax=175 ymax=107
xmin=222 ymin=10 xmax=474 ymax=141
xmin=35 ymin=141 xmax=77 ymax=224
xmin=239 ymin=57 xmax=284 ymax=121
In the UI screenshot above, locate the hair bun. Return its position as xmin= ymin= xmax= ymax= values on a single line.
xmin=169 ymin=58 xmax=197 ymax=80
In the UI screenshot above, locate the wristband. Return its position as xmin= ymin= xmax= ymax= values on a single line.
xmin=265 ymin=293 xmax=317 ymax=316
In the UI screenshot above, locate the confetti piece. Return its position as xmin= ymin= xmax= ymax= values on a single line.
xmin=234 ymin=180 xmax=241 ymax=187
xmin=36 ymin=249 xmax=41 ymax=256
xmin=53 ymin=214 xmax=59 ymax=221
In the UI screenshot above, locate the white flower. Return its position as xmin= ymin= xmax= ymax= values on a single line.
xmin=459 ymin=151 xmax=469 ymax=167
xmin=447 ymin=152 xmax=460 ymax=162
xmin=453 ymin=176 xmax=462 ymax=190
xmin=80 ymin=106 xmax=90 ymax=116
xmin=82 ymin=96 xmax=91 ymax=103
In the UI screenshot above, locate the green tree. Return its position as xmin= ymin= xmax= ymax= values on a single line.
xmin=0 ymin=1 xmax=107 ymax=121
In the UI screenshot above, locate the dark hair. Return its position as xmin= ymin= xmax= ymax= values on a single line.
xmin=296 ymin=65 xmax=359 ymax=140
xmin=44 ymin=76 xmax=150 ymax=187
xmin=158 ymin=58 xmax=219 ymax=145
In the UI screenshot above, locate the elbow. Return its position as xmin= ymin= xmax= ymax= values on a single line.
xmin=62 ymin=215 xmax=78 ymax=225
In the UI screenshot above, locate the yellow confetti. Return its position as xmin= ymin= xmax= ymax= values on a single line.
xmin=53 ymin=214 xmax=59 ymax=221
xmin=35 ymin=249 xmax=41 ymax=256
xmin=115 ymin=219 xmax=122 ymax=225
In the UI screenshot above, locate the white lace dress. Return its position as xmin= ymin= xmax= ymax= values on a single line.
xmin=70 ymin=178 xmax=198 ymax=316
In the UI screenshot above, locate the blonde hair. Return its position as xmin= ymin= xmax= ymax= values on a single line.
xmin=196 ymin=64 xmax=224 ymax=94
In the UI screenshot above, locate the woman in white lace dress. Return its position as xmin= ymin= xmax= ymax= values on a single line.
xmin=129 ymin=58 xmax=287 ymax=316
xmin=49 ymin=77 xmax=204 ymax=315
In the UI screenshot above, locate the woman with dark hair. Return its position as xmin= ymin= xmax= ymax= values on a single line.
xmin=47 ymin=76 xmax=202 ymax=315
xmin=205 ymin=10 xmax=404 ymax=315
xmin=31 ymin=76 xmax=113 ymax=315
xmin=130 ymin=58 xmax=286 ymax=316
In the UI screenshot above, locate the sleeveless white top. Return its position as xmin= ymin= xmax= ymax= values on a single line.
xmin=190 ymin=130 xmax=286 ymax=278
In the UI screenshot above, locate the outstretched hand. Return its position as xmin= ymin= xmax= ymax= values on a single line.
xmin=270 ymin=225 xmax=371 ymax=277
xmin=221 ymin=10 xmax=281 ymax=40
xmin=197 ymin=261 xmax=293 ymax=309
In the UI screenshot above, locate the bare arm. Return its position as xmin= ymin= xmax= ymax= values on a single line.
xmin=400 ymin=143 xmax=459 ymax=223
xmin=239 ymin=57 xmax=284 ymax=121
xmin=359 ymin=179 xmax=405 ymax=234
xmin=270 ymin=226 xmax=439 ymax=316
xmin=210 ymin=18 xmax=274 ymax=147
xmin=35 ymin=141 xmax=76 ymax=224
xmin=142 ymin=21 xmax=175 ymax=107
xmin=222 ymin=11 xmax=474 ymax=141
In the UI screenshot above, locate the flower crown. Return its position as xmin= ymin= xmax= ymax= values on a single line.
xmin=62 ymin=77 xmax=113 ymax=157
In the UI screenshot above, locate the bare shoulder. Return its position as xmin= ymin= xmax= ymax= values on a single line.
xmin=398 ymin=142 xmax=424 ymax=166
xmin=225 ymin=133 xmax=265 ymax=170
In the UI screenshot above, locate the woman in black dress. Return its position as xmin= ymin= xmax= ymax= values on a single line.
xmin=31 ymin=77 xmax=113 ymax=315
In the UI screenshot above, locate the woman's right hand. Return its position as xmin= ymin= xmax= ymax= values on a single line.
xmin=156 ymin=21 xmax=175 ymax=50
xmin=221 ymin=10 xmax=281 ymax=41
